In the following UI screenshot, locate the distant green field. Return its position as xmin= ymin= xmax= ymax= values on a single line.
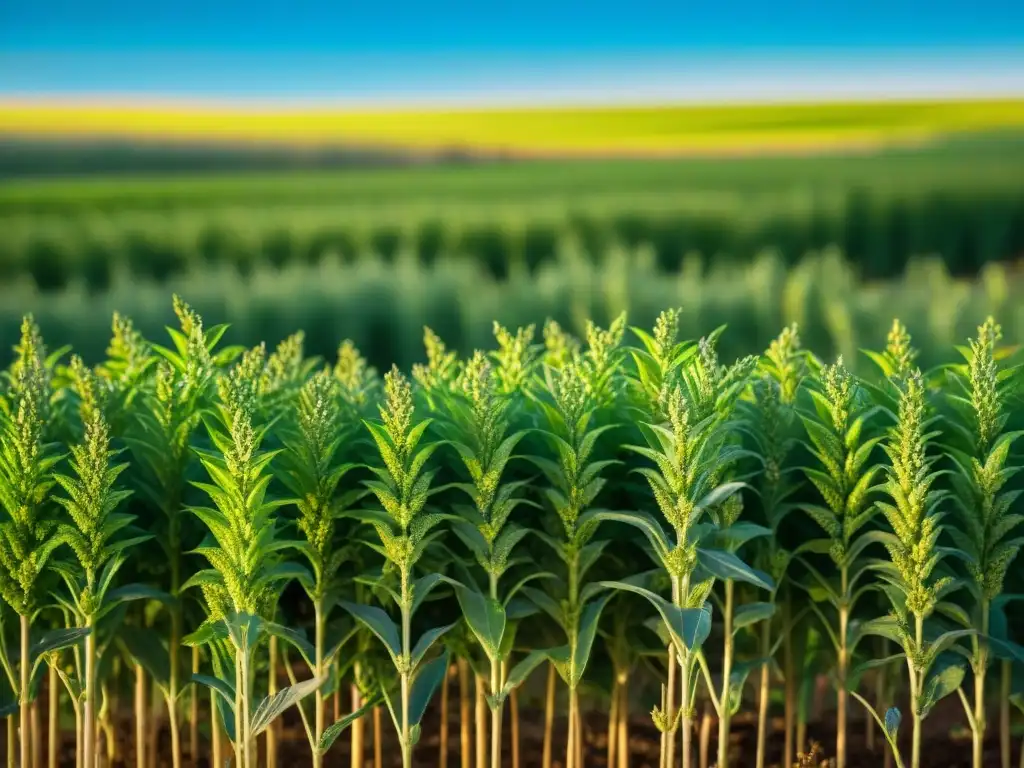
xmin=1 ymin=134 xmax=1023 ymax=295
xmin=3 ymin=132 xmax=1024 ymax=215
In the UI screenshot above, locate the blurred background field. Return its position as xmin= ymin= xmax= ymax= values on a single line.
xmin=2 ymin=1 xmax=1023 ymax=368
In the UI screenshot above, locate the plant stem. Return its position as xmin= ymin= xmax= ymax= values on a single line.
xmin=510 ymin=685 xmax=520 ymax=768
xmin=567 ymin=687 xmax=579 ymax=768
xmin=458 ymin=658 xmax=472 ymax=768
xmin=234 ymin=647 xmax=245 ymax=768
xmin=490 ymin=574 xmax=503 ymax=768
xmin=674 ymin=572 xmax=691 ymax=768
xmin=440 ymin=664 xmax=451 ymax=768
xmin=909 ymin=614 xmax=924 ymax=768
xmin=373 ymin=706 xmax=383 ymax=768
xmin=313 ymin=601 xmax=325 ymax=768
xmin=31 ymin=696 xmax=40 ymax=768
xmin=716 ymin=580 xmax=735 ymax=768
xmin=135 ymin=663 xmax=146 ymax=768
xmin=211 ymin=686 xmax=223 ymax=768
xmin=617 ymin=673 xmax=629 ymax=768
xmin=837 ymin=571 xmax=850 ymax=768
xmin=972 ymin=599 xmax=990 ymax=768
xmin=74 ymin=699 xmax=82 ymax=768
xmin=48 ymin=665 xmax=58 ymax=768
xmin=541 ymin=662 xmax=555 ymax=768
xmin=267 ymin=634 xmax=277 ymax=768
xmin=400 ymin=572 xmax=412 ymax=768
xmin=83 ymin=619 xmax=96 ymax=768
xmin=608 ymin=679 xmax=619 ymax=768
xmin=20 ymin=615 xmax=30 ymax=768
xmin=190 ymin=647 xmax=200 ymax=767
xmin=351 ymin=682 xmax=363 ymax=768
xmin=755 ymin=620 xmax=770 ymax=768
xmin=698 ymin=704 xmax=711 ymax=768
xmin=476 ymin=676 xmax=488 ymax=768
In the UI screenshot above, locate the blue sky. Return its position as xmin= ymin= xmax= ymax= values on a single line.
xmin=1 ymin=0 xmax=1022 ymax=103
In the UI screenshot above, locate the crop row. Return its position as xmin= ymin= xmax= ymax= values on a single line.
xmin=1 ymin=297 xmax=1023 ymax=768
xmin=3 ymin=189 xmax=1024 ymax=292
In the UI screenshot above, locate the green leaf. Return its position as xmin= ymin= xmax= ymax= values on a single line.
xmin=317 ymin=693 xmax=382 ymax=754
xmin=919 ymin=658 xmax=965 ymax=718
xmin=598 ymin=581 xmax=711 ymax=653
xmin=411 ymin=624 xmax=457 ymax=670
xmin=500 ymin=649 xmax=563 ymax=699
xmin=181 ymin=620 xmax=229 ymax=647
xmin=263 ymin=622 xmax=315 ymax=668
xmin=733 ymin=602 xmax=776 ymax=631
xmin=454 ymin=586 xmax=505 ymax=662
xmin=338 ymin=602 xmax=401 ymax=661
xmin=408 ymin=652 xmax=449 ymax=727
xmin=571 ymin=594 xmax=612 ymax=687
xmin=697 ymin=548 xmax=774 ymax=591
xmin=250 ymin=676 xmax=326 ymax=738
xmin=192 ymin=673 xmax=235 ymax=705
xmin=29 ymin=628 xmax=90 ymax=676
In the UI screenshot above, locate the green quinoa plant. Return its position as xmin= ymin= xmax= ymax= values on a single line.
xmin=596 ymin=314 xmax=766 ymax=768
xmin=50 ymin=357 xmax=155 ymax=768
xmin=183 ymin=344 xmax=321 ymax=768
xmin=521 ymin=315 xmax=627 ymax=768
xmin=795 ymin=355 xmax=886 ymax=768
xmin=869 ymin=368 xmax=972 ymax=768
xmin=743 ymin=324 xmax=807 ymax=768
xmin=941 ymin=317 xmax=1024 ymax=768
xmin=275 ymin=369 xmax=372 ymax=766
xmin=0 ymin=317 xmax=73 ymax=768
xmin=344 ymin=366 xmax=452 ymax=768
xmin=435 ymin=349 xmax=538 ymax=768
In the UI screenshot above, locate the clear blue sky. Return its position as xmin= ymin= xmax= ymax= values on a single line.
xmin=1 ymin=0 xmax=1022 ymax=102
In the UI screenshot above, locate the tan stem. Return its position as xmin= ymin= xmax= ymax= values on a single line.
xmin=716 ymin=580 xmax=735 ymax=768
xmin=755 ymin=621 xmax=770 ymax=768
xmin=20 ymin=615 xmax=30 ymax=768
xmin=541 ymin=663 xmax=555 ymax=768
xmin=607 ymin=680 xmax=619 ymax=768
xmin=48 ymin=666 xmax=58 ymax=768
xmin=476 ymin=676 xmax=488 ymax=768
xmin=511 ymin=686 xmax=521 ymax=768
xmin=8 ymin=716 xmax=16 ymax=768
xmin=211 ymin=687 xmax=223 ymax=768
xmin=84 ymin=623 xmax=96 ymax=768
xmin=350 ymin=683 xmax=363 ymax=768
xmin=135 ymin=664 xmax=146 ymax=768
xmin=458 ymin=659 xmax=471 ymax=768
xmin=698 ymin=705 xmax=711 ymax=768
xmin=616 ymin=677 xmax=629 ymax=768
xmin=266 ymin=635 xmax=277 ymax=768
xmin=783 ymin=598 xmax=795 ymax=768
xmin=190 ymin=647 xmax=200 ymax=767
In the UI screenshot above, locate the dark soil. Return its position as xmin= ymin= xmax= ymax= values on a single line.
xmin=12 ymin=696 xmax=1019 ymax=768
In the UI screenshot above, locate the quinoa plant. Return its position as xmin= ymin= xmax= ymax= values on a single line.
xmin=744 ymin=324 xmax=807 ymax=768
xmin=0 ymin=317 xmax=69 ymax=768
xmin=598 ymin=315 xmax=766 ymax=768
xmin=870 ymin=368 xmax=971 ymax=768
xmin=796 ymin=356 xmax=884 ymax=768
xmin=436 ymin=349 xmax=537 ymax=768
xmin=345 ymin=367 xmax=451 ymax=768
xmin=51 ymin=357 xmax=152 ymax=768
xmin=522 ymin=315 xmax=627 ymax=768
xmin=274 ymin=369 xmax=370 ymax=765
xmin=184 ymin=344 xmax=321 ymax=768
xmin=942 ymin=317 xmax=1024 ymax=768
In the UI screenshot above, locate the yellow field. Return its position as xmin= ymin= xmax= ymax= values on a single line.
xmin=1 ymin=98 xmax=1023 ymax=156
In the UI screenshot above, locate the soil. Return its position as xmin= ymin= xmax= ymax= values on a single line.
xmin=10 ymin=691 xmax=1018 ymax=768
